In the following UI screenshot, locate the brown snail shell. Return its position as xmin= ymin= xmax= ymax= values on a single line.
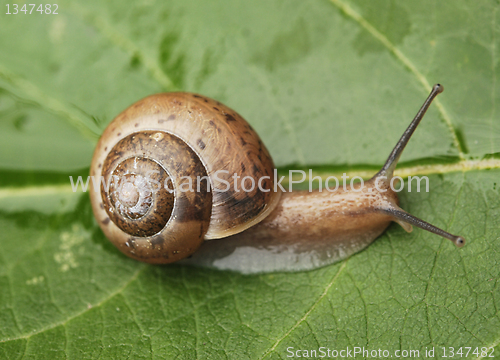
xmin=90 ymin=93 xmax=280 ymax=264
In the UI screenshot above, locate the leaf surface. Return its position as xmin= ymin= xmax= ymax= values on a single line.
xmin=0 ymin=0 xmax=499 ymax=358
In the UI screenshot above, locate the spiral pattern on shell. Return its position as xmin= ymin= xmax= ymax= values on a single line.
xmin=90 ymin=93 xmax=281 ymax=263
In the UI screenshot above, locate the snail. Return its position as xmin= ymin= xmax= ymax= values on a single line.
xmin=90 ymin=84 xmax=465 ymax=274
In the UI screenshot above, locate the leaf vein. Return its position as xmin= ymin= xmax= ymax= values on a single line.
xmin=327 ymin=0 xmax=465 ymax=159
xmin=0 ymin=64 xmax=99 ymax=141
xmin=0 ymin=265 xmax=145 ymax=343
xmin=477 ymin=335 xmax=500 ymax=359
xmin=67 ymin=2 xmax=176 ymax=91
xmin=259 ymin=261 xmax=348 ymax=359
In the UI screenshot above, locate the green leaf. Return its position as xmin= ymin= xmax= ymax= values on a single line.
xmin=1 ymin=0 xmax=499 ymax=358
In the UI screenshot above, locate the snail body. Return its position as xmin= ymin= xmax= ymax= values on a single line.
xmin=90 ymin=85 xmax=465 ymax=274
xmin=182 ymin=180 xmax=400 ymax=273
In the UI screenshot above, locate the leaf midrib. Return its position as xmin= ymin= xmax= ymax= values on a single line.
xmin=1 ymin=159 xmax=498 ymax=198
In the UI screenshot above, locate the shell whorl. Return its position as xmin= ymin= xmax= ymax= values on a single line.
xmin=90 ymin=93 xmax=280 ymax=263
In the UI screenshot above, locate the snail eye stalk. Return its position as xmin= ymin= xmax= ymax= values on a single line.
xmin=371 ymin=84 xmax=465 ymax=247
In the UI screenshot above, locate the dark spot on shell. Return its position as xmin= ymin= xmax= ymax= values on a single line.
xmin=241 ymin=163 xmax=246 ymax=172
xmin=158 ymin=119 xmax=165 ymax=124
xmin=168 ymin=114 xmax=176 ymax=120
xmin=117 ymin=132 xmax=121 ymax=136
xmin=135 ymin=123 xmax=139 ymax=127
xmin=193 ymin=94 xmax=202 ymax=99
xmin=253 ymin=164 xmax=260 ymax=175
xmin=204 ymin=99 xmax=208 ymax=103
xmin=225 ymin=113 xmax=237 ymax=122
xmin=240 ymin=137 xmax=247 ymax=146
xmin=104 ymin=147 xmax=108 ymax=151
xmin=213 ymin=107 xmax=220 ymax=111
xmin=98 ymin=163 xmax=102 ymax=168
xmin=100 ymin=203 xmax=104 ymax=209
xmin=197 ymin=139 xmax=206 ymax=150
xmin=102 ymin=217 xmax=110 ymax=225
